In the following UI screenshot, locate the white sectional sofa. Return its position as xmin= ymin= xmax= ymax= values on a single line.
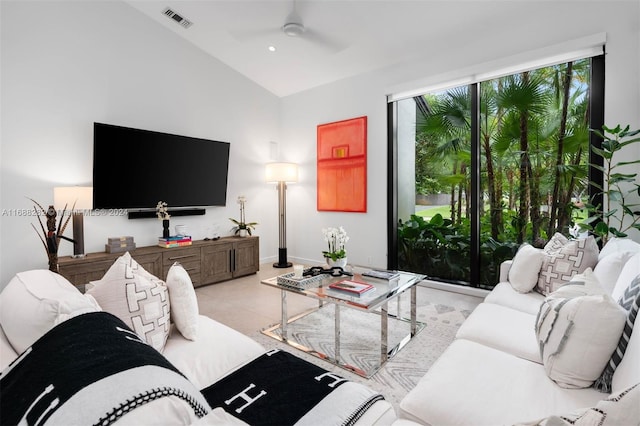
xmin=0 ymin=258 xmax=395 ymax=425
xmin=397 ymin=237 xmax=640 ymax=425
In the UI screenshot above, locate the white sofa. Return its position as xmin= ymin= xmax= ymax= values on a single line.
xmin=397 ymin=238 xmax=640 ymax=425
xmin=0 ymin=266 xmax=395 ymax=425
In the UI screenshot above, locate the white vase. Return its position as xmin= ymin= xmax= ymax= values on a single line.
xmin=238 ymin=229 xmax=248 ymax=237
xmin=326 ymin=257 xmax=347 ymax=268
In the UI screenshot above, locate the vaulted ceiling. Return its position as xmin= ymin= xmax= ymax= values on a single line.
xmin=126 ymin=0 xmax=539 ymax=97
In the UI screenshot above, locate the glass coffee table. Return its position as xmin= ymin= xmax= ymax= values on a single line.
xmin=260 ymin=269 xmax=426 ymax=377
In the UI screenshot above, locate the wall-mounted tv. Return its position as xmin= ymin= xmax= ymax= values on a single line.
xmin=93 ymin=123 xmax=230 ymax=211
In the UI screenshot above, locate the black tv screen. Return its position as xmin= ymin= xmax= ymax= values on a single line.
xmin=93 ymin=123 xmax=230 ymax=209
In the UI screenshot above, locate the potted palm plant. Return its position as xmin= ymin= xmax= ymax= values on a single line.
xmin=230 ymin=195 xmax=257 ymax=237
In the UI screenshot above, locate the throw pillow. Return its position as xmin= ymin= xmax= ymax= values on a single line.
xmin=611 ymin=252 xmax=640 ymax=302
xmin=520 ymin=383 xmax=640 ymax=426
xmin=598 ymin=236 xmax=640 ymax=261
xmin=534 ymin=293 xmax=626 ymax=388
xmin=508 ymin=244 xmax=544 ymax=293
xmin=536 ymin=233 xmax=599 ymax=295
xmin=166 ymin=262 xmax=199 ymax=341
xmin=86 ymin=253 xmax=170 ymax=352
xmin=593 ymin=251 xmax=637 ymax=295
xmin=550 ymin=268 xmax=606 ymax=299
xmin=0 ymin=270 xmax=101 ymax=353
xmin=593 ymin=275 xmax=640 ymax=393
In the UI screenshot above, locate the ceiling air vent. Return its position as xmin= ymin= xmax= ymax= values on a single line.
xmin=162 ymin=7 xmax=193 ymax=29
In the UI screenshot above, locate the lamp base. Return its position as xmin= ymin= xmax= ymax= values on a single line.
xmin=273 ymin=248 xmax=292 ymax=268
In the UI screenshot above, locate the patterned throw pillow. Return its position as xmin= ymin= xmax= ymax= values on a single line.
xmin=522 ymin=383 xmax=640 ymax=426
xmin=534 ymin=293 xmax=626 ymax=388
xmin=593 ymin=274 xmax=640 ymax=393
xmin=86 ymin=253 xmax=170 ymax=352
xmin=536 ymin=233 xmax=599 ymax=295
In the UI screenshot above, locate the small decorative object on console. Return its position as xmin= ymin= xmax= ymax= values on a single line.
xmin=229 ymin=195 xmax=257 ymax=236
xmin=329 ymin=279 xmax=374 ymax=296
xmin=156 ymin=201 xmax=171 ymax=238
xmin=105 ymin=236 xmax=136 ymax=253
xmin=158 ymin=235 xmax=192 ymax=248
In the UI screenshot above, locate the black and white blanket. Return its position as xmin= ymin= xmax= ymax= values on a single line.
xmin=201 ymin=349 xmax=384 ymax=426
xmin=0 ymin=312 xmax=209 ymax=426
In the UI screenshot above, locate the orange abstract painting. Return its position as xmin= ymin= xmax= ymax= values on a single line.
xmin=317 ymin=116 xmax=367 ymax=212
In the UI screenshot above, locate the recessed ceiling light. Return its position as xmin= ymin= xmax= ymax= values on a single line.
xmin=268 ymin=45 xmax=277 ymax=52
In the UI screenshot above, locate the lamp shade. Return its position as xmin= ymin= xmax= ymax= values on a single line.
xmin=265 ymin=162 xmax=298 ymax=183
xmin=53 ymin=187 xmax=93 ymax=210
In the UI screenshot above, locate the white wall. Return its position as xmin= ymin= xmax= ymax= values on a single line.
xmin=281 ymin=1 xmax=640 ymax=269
xmin=0 ymin=1 xmax=281 ymax=285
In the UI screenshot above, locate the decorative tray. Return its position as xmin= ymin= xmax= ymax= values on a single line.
xmin=276 ymin=272 xmax=325 ymax=290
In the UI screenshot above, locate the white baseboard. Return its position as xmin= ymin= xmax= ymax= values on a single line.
xmin=419 ymin=279 xmax=490 ymax=298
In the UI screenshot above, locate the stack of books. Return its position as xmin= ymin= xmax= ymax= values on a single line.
xmin=105 ymin=236 xmax=136 ymax=253
xmin=158 ymin=235 xmax=192 ymax=248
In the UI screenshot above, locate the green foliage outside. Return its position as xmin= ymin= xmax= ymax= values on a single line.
xmin=399 ymin=59 xmax=599 ymax=288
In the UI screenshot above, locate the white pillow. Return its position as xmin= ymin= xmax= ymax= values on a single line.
xmin=593 ymin=251 xmax=637 ymax=295
xmin=598 ymin=237 xmax=640 ymax=261
xmin=611 ymin=252 xmax=640 ymax=302
xmin=166 ymin=263 xmax=199 ymax=341
xmin=526 ymin=383 xmax=640 ymax=426
xmin=535 ymin=294 xmax=626 ymax=388
xmin=508 ymin=244 xmax=544 ymax=293
xmin=0 ymin=270 xmax=101 ymax=353
xmin=87 ymin=253 xmax=170 ymax=352
xmin=553 ymin=268 xmax=606 ymax=298
xmin=536 ymin=234 xmax=599 ymax=295
xmin=0 ymin=326 xmax=18 ymax=370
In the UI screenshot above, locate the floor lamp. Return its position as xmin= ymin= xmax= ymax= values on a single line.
xmin=54 ymin=186 xmax=93 ymax=258
xmin=266 ymin=162 xmax=298 ymax=268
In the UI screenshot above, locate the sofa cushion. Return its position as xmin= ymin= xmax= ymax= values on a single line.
xmin=86 ymin=253 xmax=170 ymax=352
xmin=162 ymin=315 xmax=265 ymax=389
xmin=535 ymin=294 xmax=626 ymax=388
xmin=484 ymin=282 xmax=545 ymax=315
xmin=536 ymin=234 xmax=599 ymax=295
xmin=165 ymin=263 xmax=199 ymax=341
xmin=455 ymin=303 xmax=541 ymax=363
xmin=0 ymin=270 xmax=101 ymax=353
xmin=398 ymin=339 xmax=604 ymax=426
xmin=508 ymin=244 xmax=544 ymax=293
xmin=611 ymin=304 xmax=640 ymax=393
xmin=593 ymin=276 xmax=640 ymax=393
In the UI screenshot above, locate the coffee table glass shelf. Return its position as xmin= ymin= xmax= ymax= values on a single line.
xmin=260 ymin=269 xmax=426 ymax=378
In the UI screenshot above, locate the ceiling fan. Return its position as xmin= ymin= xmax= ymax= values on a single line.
xmin=230 ymin=0 xmax=346 ymax=53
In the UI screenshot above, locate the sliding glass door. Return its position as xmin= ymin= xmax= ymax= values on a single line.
xmin=390 ymin=55 xmax=604 ymax=289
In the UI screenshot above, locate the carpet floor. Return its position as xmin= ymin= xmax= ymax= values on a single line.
xmin=248 ymin=290 xmax=472 ymax=409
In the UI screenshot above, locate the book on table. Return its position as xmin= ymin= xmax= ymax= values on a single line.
xmin=328 ymin=279 xmax=375 ymax=296
xmin=362 ymin=269 xmax=400 ymax=280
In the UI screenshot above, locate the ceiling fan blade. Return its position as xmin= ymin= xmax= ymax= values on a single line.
xmin=229 ymin=27 xmax=281 ymax=43
xmin=303 ymin=29 xmax=348 ymax=53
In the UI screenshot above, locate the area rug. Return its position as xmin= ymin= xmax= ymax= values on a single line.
xmin=249 ymin=289 xmax=472 ymax=408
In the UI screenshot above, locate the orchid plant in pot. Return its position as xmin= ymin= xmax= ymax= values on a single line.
xmin=230 ymin=195 xmax=257 ymax=237
xmin=322 ymin=226 xmax=349 ymax=268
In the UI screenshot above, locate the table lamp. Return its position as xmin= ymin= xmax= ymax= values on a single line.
xmin=54 ymin=186 xmax=93 ymax=258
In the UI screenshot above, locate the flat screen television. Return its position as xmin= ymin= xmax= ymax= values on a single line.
xmin=93 ymin=122 xmax=230 ymax=211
